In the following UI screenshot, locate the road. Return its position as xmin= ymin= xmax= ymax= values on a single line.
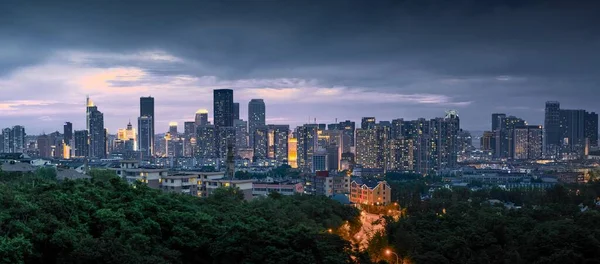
xmin=354 ymin=211 xmax=385 ymax=250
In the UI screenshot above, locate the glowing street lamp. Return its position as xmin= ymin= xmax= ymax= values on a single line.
xmin=385 ymin=249 xmax=400 ymax=264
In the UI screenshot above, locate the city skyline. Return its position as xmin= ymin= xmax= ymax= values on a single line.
xmin=2 ymin=0 xmax=600 ymax=134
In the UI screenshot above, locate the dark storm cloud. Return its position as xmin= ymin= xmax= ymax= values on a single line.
xmin=1 ymin=0 xmax=599 ymax=132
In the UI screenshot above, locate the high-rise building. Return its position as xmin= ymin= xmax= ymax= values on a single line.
xmin=195 ymin=109 xmax=209 ymax=126
xmin=355 ymin=125 xmax=389 ymax=170
xmin=513 ymin=125 xmax=543 ymax=160
xmin=288 ymin=136 xmax=298 ymax=168
xmin=339 ymin=120 xmax=356 ymax=147
xmin=218 ymin=126 xmax=237 ymax=159
xmin=248 ymin=99 xmax=266 ymax=149
xmin=234 ymin=119 xmax=249 ymax=150
xmin=86 ymin=98 xmax=105 ymax=159
xmin=252 ymin=126 xmax=269 ymax=161
xmin=327 ymin=123 xmax=340 ymax=130
xmin=312 ymin=151 xmax=328 ymax=172
xmin=1 ymin=128 xmax=11 ymax=153
xmin=268 ymin=124 xmax=289 ymax=164
xmin=495 ymin=115 xmax=526 ymax=159
xmin=233 ymin=102 xmax=240 ymax=120
xmin=196 ymin=124 xmax=217 ymax=159
xmin=491 ymin=113 xmax=506 ymax=132
xmin=361 ymin=117 xmax=376 ymax=130
xmin=429 ymin=111 xmax=460 ymax=170
xmin=391 ymin=119 xmax=404 ymax=140
xmin=214 ymin=89 xmax=234 ymax=128
xmin=387 ymin=138 xmax=414 ymax=171
xmin=140 ymin=96 xmax=155 ymax=156
xmin=584 ymin=111 xmax=598 ymax=147
xmin=184 ymin=121 xmax=196 ymax=157
xmin=481 ymin=131 xmax=494 ymax=153
xmin=544 ymin=101 xmax=561 ymax=154
xmin=297 ymin=124 xmax=319 ymax=172
xmin=138 ymin=116 xmax=153 ymax=159
xmin=559 ymin=109 xmax=586 ymax=152
xmin=74 ymin=130 xmax=89 ymax=158
xmin=169 ymin=122 xmax=178 ymax=137
xmin=10 ymin=126 xmax=26 ymax=153
xmin=63 ymin=122 xmax=73 ymax=146
xmin=37 ymin=134 xmax=51 ymax=158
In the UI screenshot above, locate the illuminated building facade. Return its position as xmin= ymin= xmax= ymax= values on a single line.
xmin=513 ymin=125 xmax=543 ymax=160
xmin=268 ymin=124 xmax=289 ymax=164
xmin=196 ymin=124 xmax=217 ymax=159
xmin=350 ymin=179 xmax=391 ymax=205
xmin=87 ymin=97 xmax=106 ymax=159
xmin=214 ymin=89 xmax=234 ymax=128
xmin=248 ymin=99 xmax=266 ymax=149
xmin=296 ymin=124 xmax=318 ymax=172
xmin=195 ymin=109 xmax=209 ymax=126
xmin=288 ymin=136 xmax=298 ymax=168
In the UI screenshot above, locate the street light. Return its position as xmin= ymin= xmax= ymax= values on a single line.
xmin=385 ymin=249 xmax=399 ymax=264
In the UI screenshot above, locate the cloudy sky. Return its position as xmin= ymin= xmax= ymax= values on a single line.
xmin=1 ymin=0 xmax=599 ymax=134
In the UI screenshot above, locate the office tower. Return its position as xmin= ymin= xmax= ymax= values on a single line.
xmin=361 ymin=117 xmax=376 ymax=130
xmin=63 ymin=122 xmax=72 ymax=146
xmin=184 ymin=121 xmax=196 ymax=157
xmin=288 ymin=136 xmax=298 ymax=168
xmin=296 ymin=124 xmax=319 ymax=172
xmin=312 ymin=150 xmax=328 ymax=172
xmin=339 ymin=120 xmax=356 ymax=147
xmin=494 ymin=115 xmax=526 ymax=159
xmin=37 ymin=134 xmax=51 ymax=158
xmin=214 ymin=89 xmax=234 ymax=128
xmin=1 ymin=128 xmax=10 ymax=153
xmin=559 ymin=109 xmax=586 ymax=151
xmin=248 ymin=99 xmax=266 ymax=148
xmin=317 ymin=124 xmax=327 ymax=131
xmin=138 ymin=116 xmax=153 ymax=159
xmin=169 ymin=122 xmax=178 ymax=137
xmin=328 ymin=123 xmax=340 ymax=130
xmin=481 ymin=131 xmax=494 ymax=152
xmin=491 ymin=113 xmax=506 ymax=131
xmin=140 ymin=96 xmax=155 ymax=156
xmin=318 ymin=129 xmax=343 ymax=170
xmin=196 ymin=124 xmax=217 ymax=159
xmin=387 ymin=138 xmax=414 ymax=171
xmin=391 ymin=119 xmax=404 ymax=140
xmin=233 ymin=102 xmax=240 ymax=120
xmin=218 ymin=126 xmax=236 ymax=159
xmin=429 ymin=111 xmax=460 ymax=170
xmin=355 ymin=125 xmax=389 ymax=169
xmin=457 ymin=130 xmax=473 ymax=154
xmin=86 ymin=98 xmax=105 ymax=159
xmin=268 ymin=124 xmax=289 ymax=164
xmin=74 ymin=130 xmax=89 ymax=157
xmin=234 ymin=119 xmax=249 ymax=149
xmin=513 ymin=125 xmax=543 ymax=160
xmin=584 ymin=111 xmax=598 ymax=147
xmin=544 ymin=101 xmax=561 ymax=154
xmin=9 ymin=126 xmax=26 ymax=153
xmin=195 ymin=109 xmax=209 ymax=126
xmin=252 ymin=126 xmax=269 ymax=161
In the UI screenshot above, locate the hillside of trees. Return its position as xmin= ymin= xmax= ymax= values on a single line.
xmin=0 ymin=169 xmax=362 ymax=264
xmin=380 ymin=176 xmax=600 ymax=264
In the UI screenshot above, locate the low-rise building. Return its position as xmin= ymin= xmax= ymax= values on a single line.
xmin=349 ymin=178 xmax=392 ymax=205
xmin=110 ymin=160 xmax=168 ymax=188
xmin=253 ymin=182 xmax=304 ymax=197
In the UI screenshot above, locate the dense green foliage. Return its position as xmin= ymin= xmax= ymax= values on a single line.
xmin=0 ymin=169 xmax=361 ymax=264
xmin=382 ymin=182 xmax=600 ymax=264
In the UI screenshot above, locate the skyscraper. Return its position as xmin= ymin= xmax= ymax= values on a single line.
xmin=233 ymin=102 xmax=240 ymax=120
xmin=218 ymin=126 xmax=237 ymax=159
xmin=252 ymin=126 xmax=269 ymax=161
xmin=138 ymin=115 xmax=153 ymax=159
xmin=268 ymin=124 xmax=289 ymax=164
xmin=10 ymin=125 xmax=26 ymax=153
xmin=297 ymin=124 xmax=318 ymax=172
xmin=584 ymin=111 xmax=599 ymax=147
xmin=391 ymin=119 xmax=404 ymax=140
xmin=355 ymin=124 xmax=389 ymax=170
xmin=196 ymin=124 xmax=217 ymax=159
xmin=495 ymin=115 xmax=526 ymax=159
xmin=339 ymin=120 xmax=356 ymax=147
xmin=429 ymin=111 xmax=460 ymax=170
xmin=140 ymin=96 xmax=155 ymax=156
xmin=491 ymin=113 xmax=506 ymax=132
xmin=234 ymin=119 xmax=249 ymax=150
xmin=513 ymin=125 xmax=543 ymax=160
xmin=1 ymin=128 xmax=10 ymax=153
xmin=63 ymin=122 xmax=72 ymax=146
xmin=195 ymin=109 xmax=209 ymax=126
xmin=361 ymin=117 xmax=376 ymax=130
xmin=86 ymin=97 xmax=105 ymax=159
xmin=169 ymin=122 xmax=178 ymax=137
xmin=544 ymin=101 xmax=561 ymax=154
xmin=214 ymin=89 xmax=234 ymax=128
xmin=74 ymin=130 xmax=89 ymax=157
xmin=387 ymin=138 xmax=414 ymax=171
xmin=184 ymin=121 xmax=196 ymax=157
xmin=37 ymin=134 xmax=51 ymax=158
xmin=248 ymin=99 xmax=266 ymax=149
xmin=559 ymin=109 xmax=586 ymax=152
